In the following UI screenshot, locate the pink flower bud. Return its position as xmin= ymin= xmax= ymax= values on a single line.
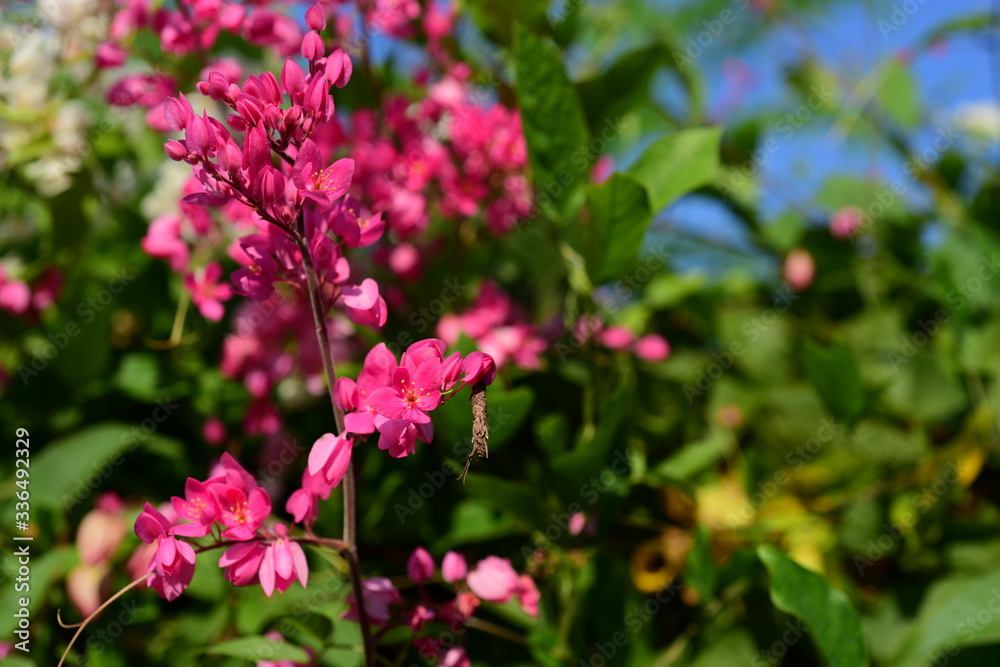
xmin=407 ymin=547 xmax=436 ymax=583
xmin=95 ymin=42 xmax=127 ymax=68
xmin=442 ymin=551 xmax=468 ymax=583
xmin=305 ymin=4 xmax=326 ymax=31
xmin=301 ymin=30 xmax=324 ymax=61
xmin=634 ymin=334 xmax=670 ymax=363
xmin=325 ymin=49 xmax=352 ymax=88
xmin=783 ymin=248 xmax=815 ymax=291
xmin=77 ymin=507 xmax=126 ymax=565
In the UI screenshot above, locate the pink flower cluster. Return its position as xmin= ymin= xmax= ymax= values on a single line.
xmin=220 ymin=297 xmax=356 ymax=435
xmin=345 ymin=547 xmax=539 ymax=665
xmin=131 ymin=453 xmax=315 ymax=600
xmin=67 ymin=493 xmax=128 ymax=616
xmin=573 ymin=315 xmax=671 ymax=363
xmin=437 ymin=281 xmax=547 ymax=370
xmin=156 ymin=33 xmax=392 ymax=329
xmin=0 ymin=267 xmax=61 ymax=319
xmin=335 ymin=339 xmax=496 ymax=457
xmin=348 ymin=65 xmax=533 ymax=238
xmin=98 ymin=0 xmax=307 ymax=132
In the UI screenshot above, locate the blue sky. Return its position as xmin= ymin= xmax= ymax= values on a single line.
xmin=649 ymin=0 xmax=998 ymax=274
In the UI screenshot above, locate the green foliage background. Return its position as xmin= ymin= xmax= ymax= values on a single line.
xmin=1 ymin=0 xmax=999 ymax=665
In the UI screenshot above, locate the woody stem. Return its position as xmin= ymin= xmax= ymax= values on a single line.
xmin=292 ymin=228 xmax=375 ymax=667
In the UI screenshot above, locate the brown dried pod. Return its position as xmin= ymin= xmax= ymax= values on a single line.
xmin=459 ymin=380 xmax=489 ymax=483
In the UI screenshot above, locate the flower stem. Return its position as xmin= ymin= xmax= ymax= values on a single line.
xmin=292 ymin=229 xmax=375 ymax=667
xmin=57 ymin=573 xmax=152 ymax=667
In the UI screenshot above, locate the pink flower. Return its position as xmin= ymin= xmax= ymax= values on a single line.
xmin=407 ymin=547 xmax=435 ymax=583
xmin=292 ymin=140 xmax=355 ymax=208
xmin=185 ymin=262 xmax=232 ymax=321
xmin=219 ymin=541 xmax=266 ymax=587
xmin=466 ymin=556 xmax=520 ymax=604
xmin=171 ymin=478 xmax=221 ymax=538
xmin=338 ymin=278 xmax=388 ymax=327
xmin=784 ymin=249 xmax=815 ymax=291
xmin=830 ymin=207 xmax=862 ymax=239
xmin=442 ymin=551 xmax=468 ymax=583
xmin=77 ymin=504 xmax=126 ymax=565
xmin=516 ymin=574 xmax=540 ymax=617
xmin=134 ymin=503 xmax=196 ymax=601
xmin=599 ymin=325 xmax=635 ymax=350
xmin=0 ymin=273 xmax=31 ymax=314
xmin=67 ymin=563 xmax=107 ymax=617
xmin=439 ymin=646 xmax=471 ymax=667
xmin=142 ymin=215 xmax=189 ymax=272
xmin=634 ymin=334 xmax=670 ymax=363
xmin=258 ymin=524 xmax=309 ymax=596
xmin=367 ymin=362 xmax=442 ymax=424
xmin=307 ymin=433 xmax=353 ymax=487
xmin=344 ymin=577 xmax=401 ymax=625
xmin=203 ymin=418 xmax=227 ymax=445
xmin=95 ymin=42 xmax=127 ymax=68
xmin=213 ymin=484 xmax=271 ymax=541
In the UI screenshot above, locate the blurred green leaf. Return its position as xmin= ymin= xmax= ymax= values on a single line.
xmin=758 ymin=545 xmax=870 ymax=667
xmin=513 ymin=24 xmax=590 ymax=220
xmin=627 ymin=127 xmax=721 ymax=211
xmin=580 ymin=173 xmax=653 ymax=284
xmin=802 ymin=339 xmax=865 ymax=422
xmin=202 ymin=636 xmax=311 ymax=662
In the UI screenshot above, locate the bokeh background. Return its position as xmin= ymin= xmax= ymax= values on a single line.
xmin=1 ymin=0 xmax=999 ymax=665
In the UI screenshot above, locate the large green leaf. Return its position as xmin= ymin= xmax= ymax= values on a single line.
xmin=513 ymin=23 xmax=590 ymax=220
xmin=577 ymin=44 xmax=668 ymax=134
xmin=886 ymin=570 xmax=1000 ymax=667
xmin=802 ymin=339 xmax=865 ymax=423
xmin=202 ymin=636 xmax=311 ymax=662
xmin=581 ymin=172 xmax=653 ymax=283
xmin=627 ymin=127 xmax=721 ymax=212
xmin=23 ymin=422 xmax=184 ymax=512
xmin=758 ymin=545 xmax=870 ymax=667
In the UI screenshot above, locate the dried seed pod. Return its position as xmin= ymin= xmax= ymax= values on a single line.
xmin=459 ymin=381 xmax=489 ymax=483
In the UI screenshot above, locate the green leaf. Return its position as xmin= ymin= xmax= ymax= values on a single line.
xmin=581 ymin=173 xmax=653 ymax=283
xmin=24 ymin=422 xmax=184 ymax=511
xmin=879 ymin=62 xmax=920 ymax=128
xmin=514 ymin=23 xmax=590 ymax=220
xmin=577 ymin=45 xmax=668 ymax=134
xmin=627 ymin=127 xmax=721 ymax=212
xmin=203 ymin=637 xmax=311 ymax=663
xmin=685 ymin=525 xmax=718 ymax=600
xmin=758 ymin=545 xmax=870 ymax=667
xmin=802 ymin=339 xmax=865 ymax=422
xmin=886 ymin=570 xmax=1000 ymax=667
xmin=647 ymin=431 xmax=729 ymax=483
xmin=463 ymin=474 xmax=545 ymax=528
